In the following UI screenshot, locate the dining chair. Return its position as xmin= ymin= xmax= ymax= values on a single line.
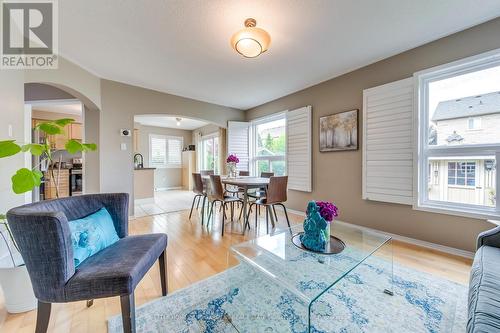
xmin=207 ymin=175 xmax=243 ymax=236
xmin=239 ymin=171 xmax=250 ymax=176
xmin=225 ymin=170 xmax=250 ymax=198
xmin=247 ymin=176 xmax=290 ymax=234
xmin=247 ymin=171 xmax=275 ymax=218
xmin=189 ymin=173 xmax=207 ymax=220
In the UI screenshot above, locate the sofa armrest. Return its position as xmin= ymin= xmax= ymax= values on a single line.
xmin=477 ymin=226 xmax=500 ymax=249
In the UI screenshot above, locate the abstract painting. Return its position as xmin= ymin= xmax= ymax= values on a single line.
xmin=319 ymin=109 xmax=358 ymax=152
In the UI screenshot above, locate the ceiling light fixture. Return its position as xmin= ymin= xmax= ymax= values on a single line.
xmin=230 ymin=18 xmax=271 ymax=58
xmin=176 ymin=117 xmax=181 ymax=126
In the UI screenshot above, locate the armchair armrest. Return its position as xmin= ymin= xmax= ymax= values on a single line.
xmin=6 ymin=210 xmax=75 ymax=302
xmin=477 ymin=226 xmax=500 ymax=250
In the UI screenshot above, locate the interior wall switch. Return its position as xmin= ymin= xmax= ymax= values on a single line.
xmin=121 ymin=143 xmax=127 ymax=151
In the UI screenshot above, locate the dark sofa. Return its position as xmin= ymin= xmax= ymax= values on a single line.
xmin=468 ymin=225 xmax=500 ymax=332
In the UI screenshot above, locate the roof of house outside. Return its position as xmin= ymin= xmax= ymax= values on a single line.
xmin=432 ymin=91 xmax=500 ymax=121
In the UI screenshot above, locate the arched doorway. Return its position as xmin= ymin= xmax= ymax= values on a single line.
xmin=24 ymin=83 xmax=101 ymax=202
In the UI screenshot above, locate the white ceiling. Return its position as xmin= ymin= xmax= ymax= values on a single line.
xmin=59 ymin=1 xmax=500 ymax=110
xmin=134 ymin=115 xmax=208 ymax=130
xmin=31 ymin=100 xmax=83 ymax=115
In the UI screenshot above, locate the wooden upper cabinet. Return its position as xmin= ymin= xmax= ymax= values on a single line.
xmin=70 ymin=123 xmax=82 ymax=140
xmin=32 ymin=119 xmax=83 ymax=150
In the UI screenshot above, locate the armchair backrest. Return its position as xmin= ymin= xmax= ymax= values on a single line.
xmin=6 ymin=193 xmax=129 ymax=302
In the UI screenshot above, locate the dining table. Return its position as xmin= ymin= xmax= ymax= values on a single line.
xmin=201 ymin=175 xmax=274 ymax=233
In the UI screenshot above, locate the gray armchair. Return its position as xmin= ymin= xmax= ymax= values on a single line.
xmin=6 ymin=193 xmax=168 ymax=333
xmin=467 ymin=225 xmax=500 ymax=333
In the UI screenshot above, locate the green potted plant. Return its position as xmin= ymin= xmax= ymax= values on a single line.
xmin=0 ymin=118 xmax=97 ymax=313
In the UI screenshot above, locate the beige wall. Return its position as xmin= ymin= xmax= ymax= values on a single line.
xmin=84 ymin=106 xmax=100 ymax=193
xmin=246 ymin=18 xmax=500 ymax=252
xmin=134 ymin=123 xmax=192 ymax=189
xmin=100 ymin=80 xmax=245 ymax=212
xmin=0 ymin=71 xmax=26 ymax=214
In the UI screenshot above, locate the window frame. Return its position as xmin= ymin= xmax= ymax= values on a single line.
xmin=414 ymin=49 xmax=500 ymax=219
xmin=249 ymin=112 xmax=287 ymax=176
xmin=148 ymin=134 xmax=183 ymax=169
xmin=200 ymin=132 xmax=219 ymax=174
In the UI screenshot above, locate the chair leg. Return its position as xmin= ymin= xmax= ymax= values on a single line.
xmin=120 ymin=293 xmax=136 ymax=333
xmin=255 ymin=203 xmax=258 ymax=232
xmin=278 ymin=203 xmax=291 ymax=228
xmin=238 ymin=201 xmax=244 ymax=222
xmin=189 ymin=195 xmax=199 ymax=219
xmin=221 ymin=202 xmax=226 ymax=236
xmin=265 ymin=206 xmax=269 ymax=234
xmin=35 ymin=301 xmax=51 ymax=333
xmin=196 ymin=195 xmax=201 ymax=209
xmin=272 ymin=205 xmax=278 ymax=222
xmin=159 ymin=250 xmax=168 ymax=296
xmin=207 ymin=200 xmax=215 ymax=222
xmin=86 ymin=299 xmax=94 ymax=307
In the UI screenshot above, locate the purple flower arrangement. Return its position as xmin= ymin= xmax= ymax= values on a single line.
xmin=315 ymin=201 xmax=338 ymax=222
xmin=226 ymin=154 xmax=239 ymax=164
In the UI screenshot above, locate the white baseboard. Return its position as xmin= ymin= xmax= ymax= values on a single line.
xmin=134 ymin=198 xmax=155 ymax=205
xmin=285 ymin=208 xmax=474 ymax=259
xmin=155 ymin=186 xmax=183 ymax=191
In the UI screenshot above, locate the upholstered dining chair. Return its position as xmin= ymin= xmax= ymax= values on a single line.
xmin=6 ymin=193 xmax=168 ymax=333
xmin=207 ymin=175 xmax=243 ymax=235
xmin=247 ymin=176 xmax=290 ymax=234
xmin=189 ymin=173 xmax=207 ymax=219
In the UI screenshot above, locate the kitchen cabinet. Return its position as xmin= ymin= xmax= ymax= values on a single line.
xmin=44 ymin=169 xmax=70 ymax=199
xmin=70 ymin=123 xmax=82 ymax=140
xmin=182 ymin=151 xmax=196 ymax=190
xmin=33 ymin=119 xmax=83 ymax=150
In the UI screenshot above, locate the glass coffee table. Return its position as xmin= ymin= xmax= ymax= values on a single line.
xmin=226 ymin=222 xmax=393 ymax=332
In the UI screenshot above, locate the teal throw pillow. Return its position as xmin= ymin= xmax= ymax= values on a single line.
xmin=68 ymin=207 xmax=120 ymax=267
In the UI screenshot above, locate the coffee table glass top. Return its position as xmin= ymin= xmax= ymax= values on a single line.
xmin=230 ymin=222 xmax=392 ymax=304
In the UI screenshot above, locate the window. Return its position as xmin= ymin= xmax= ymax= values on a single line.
xmin=149 ymin=134 xmax=183 ymax=168
xmin=447 ymin=161 xmax=475 ymax=186
xmin=250 ymin=114 xmax=286 ymax=176
xmin=468 ymin=117 xmax=482 ymax=130
xmin=200 ymin=134 xmax=219 ymax=174
xmin=416 ymin=50 xmax=500 ymax=217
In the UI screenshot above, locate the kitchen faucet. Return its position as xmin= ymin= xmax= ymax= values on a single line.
xmin=134 ymin=153 xmax=144 ymax=168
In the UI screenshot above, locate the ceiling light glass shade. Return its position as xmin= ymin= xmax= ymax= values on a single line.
xmin=231 ymin=19 xmax=271 ymax=58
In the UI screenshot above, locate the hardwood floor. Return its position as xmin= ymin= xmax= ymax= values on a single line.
xmin=0 ymin=207 xmax=472 ymax=332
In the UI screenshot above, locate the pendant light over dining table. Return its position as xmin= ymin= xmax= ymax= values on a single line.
xmin=230 ymin=18 xmax=271 ymax=58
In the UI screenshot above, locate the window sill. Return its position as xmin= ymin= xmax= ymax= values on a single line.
xmin=414 ymin=202 xmax=499 ymax=220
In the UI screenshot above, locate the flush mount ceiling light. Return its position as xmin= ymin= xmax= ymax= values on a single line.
xmin=176 ymin=118 xmax=182 ymax=126
xmin=230 ymin=18 xmax=271 ymax=58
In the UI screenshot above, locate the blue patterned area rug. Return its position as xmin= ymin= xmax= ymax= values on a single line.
xmin=108 ymin=257 xmax=468 ymax=333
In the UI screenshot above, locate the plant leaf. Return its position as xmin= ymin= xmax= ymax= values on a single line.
xmin=11 ymin=168 xmax=40 ymax=194
xmin=21 ymin=144 xmax=46 ymax=156
xmin=54 ymin=118 xmax=74 ymax=126
xmin=65 ymin=139 xmax=84 ymax=154
xmin=0 ymin=140 xmax=22 ymax=158
xmin=82 ymin=143 xmax=97 ymax=151
xmin=36 ymin=122 xmax=64 ymax=135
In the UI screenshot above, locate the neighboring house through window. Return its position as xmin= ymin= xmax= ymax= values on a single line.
xmin=416 ymin=50 xmax=500 ymax=217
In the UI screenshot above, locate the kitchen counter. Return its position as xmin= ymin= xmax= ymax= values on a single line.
xmin=134 ymin=168 xmax=155 ymax=200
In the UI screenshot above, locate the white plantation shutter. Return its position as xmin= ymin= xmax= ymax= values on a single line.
xmin=150 ymin=135 xmax=167 ymax=168
xmin=287 ymin=106 xmax=312 ymax=192
xmin=227 ymin=121 xmax=250 ymax=171
xmin=149 ymin=134 xmax=183 ymax=168
xmin=167 ymin=138 xmax=182 ymax=167
xmin=362 ymin=78 xmax=414 ymax=205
